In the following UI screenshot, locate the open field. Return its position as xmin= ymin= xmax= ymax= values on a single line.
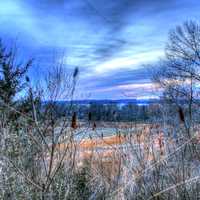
xmin=54 ymin=123 xmax=172 ymax=167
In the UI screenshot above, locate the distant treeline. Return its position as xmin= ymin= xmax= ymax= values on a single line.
xmin=49 ymin=102 xmax=163 ymax=122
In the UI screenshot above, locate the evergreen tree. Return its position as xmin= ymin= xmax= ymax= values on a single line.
xmin=0 ymin=40 xmax=32 ymax=105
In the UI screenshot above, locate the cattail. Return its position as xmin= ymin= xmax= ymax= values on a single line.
xmin=73 ymin=67 xmax=79 ymax=78
xmin=71 ymin=112 xmax=77 ymax=129
xmin=158 ymin=136 xmax=162 ymax=149
xmin=178 ymin=106 xmax=185 ymax=123
xmin=92 ymin=122 xmax=96 ymax=130
xmin=88 ymin=112 xmax=92 ymax=121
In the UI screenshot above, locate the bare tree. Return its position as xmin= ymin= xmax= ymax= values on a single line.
xmin=153 ymin=21 xmax=200 ymax=138
xmin=0 ymin=47 xmax=88 ymax=199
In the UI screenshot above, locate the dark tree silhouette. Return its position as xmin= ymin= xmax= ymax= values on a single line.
xmin=0 ymin=40 xmax=32 ymax=105
xmin=71 ymin=112 xmax=77 ymax=129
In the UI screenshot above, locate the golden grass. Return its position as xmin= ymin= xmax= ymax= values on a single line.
xmin=78 ymin=135 xmax=126 ymax=149
xmin=56 ymin=135 xmax=127 ymax=151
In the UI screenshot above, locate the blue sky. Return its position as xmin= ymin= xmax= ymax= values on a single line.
xmin=0 ymin=0 xmax=200 ymax=99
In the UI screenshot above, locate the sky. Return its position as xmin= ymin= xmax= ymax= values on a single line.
xmin=0 ymin=0 xmax=200 ymax=100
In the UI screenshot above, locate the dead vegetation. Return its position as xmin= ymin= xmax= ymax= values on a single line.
xmin=1 ymin=20 xmax=200 ymax=200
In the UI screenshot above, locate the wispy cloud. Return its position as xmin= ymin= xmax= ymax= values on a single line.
xmin=94 ymin=50 xmax=164 ymax=74
xmin=1 ymin=0 xmax=200 ymax=99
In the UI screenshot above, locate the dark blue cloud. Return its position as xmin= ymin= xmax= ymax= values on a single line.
xmin=0 ymin=0 xmax=200 ymax=99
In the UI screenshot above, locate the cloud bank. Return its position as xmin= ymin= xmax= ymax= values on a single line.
xmin=0 ymin=0 xmax=200 ymax=99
